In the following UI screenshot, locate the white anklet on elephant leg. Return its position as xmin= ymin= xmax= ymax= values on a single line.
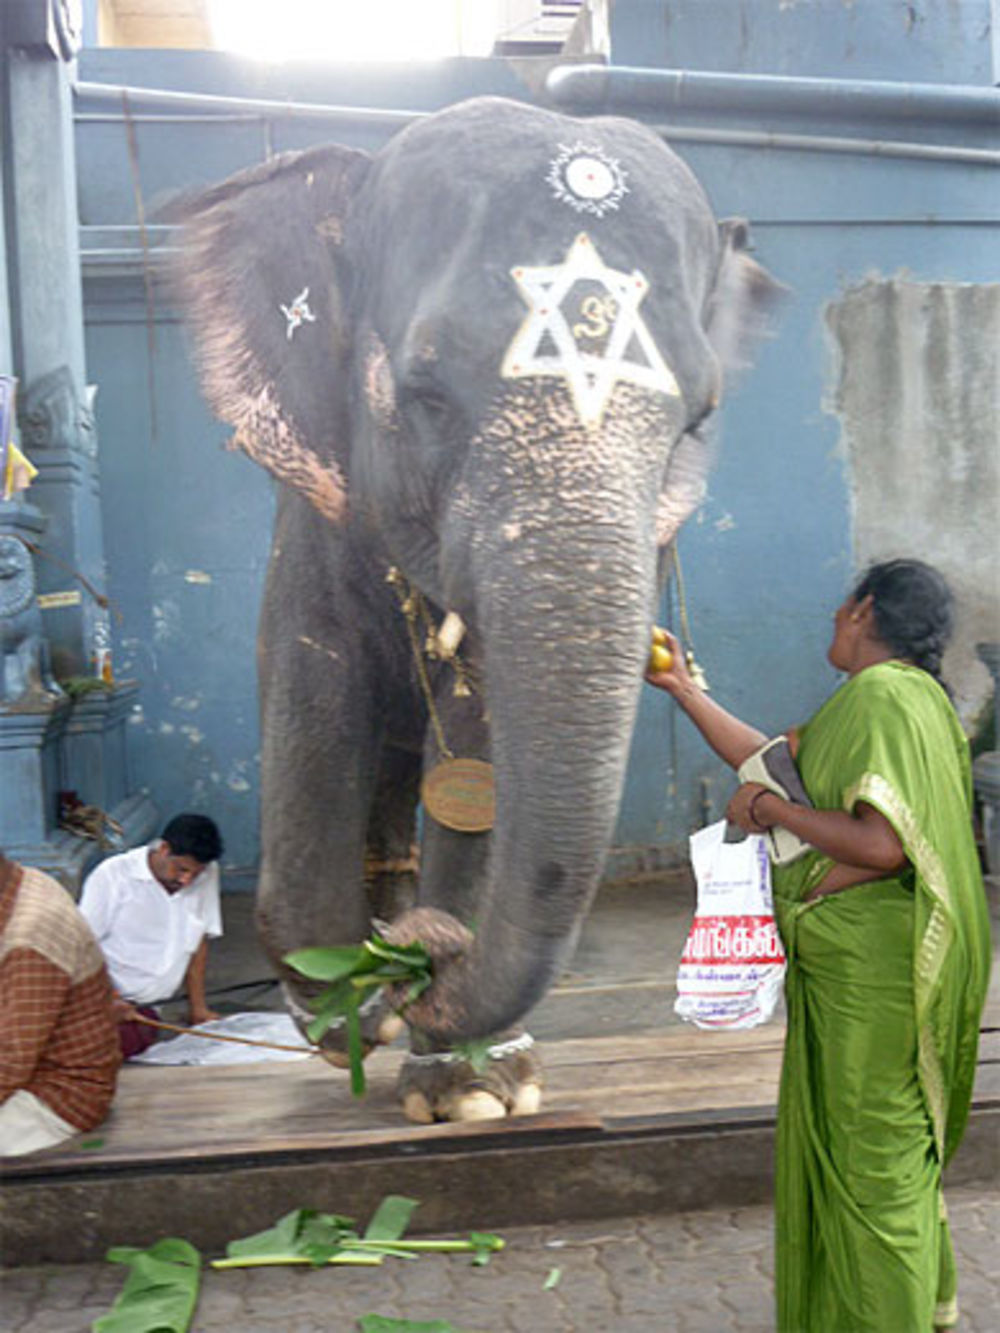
xmin=281 ymin=981 xmax=386 ymax=1039
xmin=405 ymin=1032 xmax=536 ymax=1065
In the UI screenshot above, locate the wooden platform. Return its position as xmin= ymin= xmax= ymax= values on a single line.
xmin=7 ymin=1024 xmax=789 ymax=1168
xmin=3 ymin=1019 xmax=997 ymax=1265
xmin=3 ymin=880 xmax=997 ymax=1264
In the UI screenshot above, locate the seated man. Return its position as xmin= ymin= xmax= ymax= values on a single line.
xmin=80 ymin=813 xmax=224 ymax=1056
xmin=0 ymin=851 xmax=121 ymax=1156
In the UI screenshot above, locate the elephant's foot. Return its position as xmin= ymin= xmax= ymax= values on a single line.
xmin=281 ymin=982 xmax=405 ymax=1067
xmin=396 ymin=1030 xmax=542 ymax=1124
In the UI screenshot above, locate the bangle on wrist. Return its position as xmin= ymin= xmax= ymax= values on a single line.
xmin=748 ymin=788 xmax=773 ymax=831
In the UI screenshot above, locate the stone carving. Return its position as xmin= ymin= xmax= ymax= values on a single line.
xmin=973 ymin=642 xmax=999 ymax=874
xmin=19 ymin=365 xmax=96 ymax=458
xmin=0 ymin=535 xmax=63 ymax=704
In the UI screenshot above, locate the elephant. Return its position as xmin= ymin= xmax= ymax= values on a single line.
xmin=175 ymin=95 xmax=780 ymax=1123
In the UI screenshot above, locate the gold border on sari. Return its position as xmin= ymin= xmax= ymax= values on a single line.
xmin=844 ymin=771 xmax=954 ymax=1159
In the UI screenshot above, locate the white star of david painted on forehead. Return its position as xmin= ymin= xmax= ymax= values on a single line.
xmin=501 ymin=233 xmax=681 ymax=428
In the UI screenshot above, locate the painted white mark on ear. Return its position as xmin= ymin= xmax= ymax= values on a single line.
xmin=502 ymin=233 xmax=682 ymax=428
xmin=547 ymin=143 xmax=628 ymax=217
xmin=364 ymin=333 xmax=397 ymax=430
xmin=280 ymin=287 xmax=317 ymax=340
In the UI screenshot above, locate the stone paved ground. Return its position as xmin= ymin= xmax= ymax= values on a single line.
xmin=3 ymin=1185 xmax=997 ymax=1332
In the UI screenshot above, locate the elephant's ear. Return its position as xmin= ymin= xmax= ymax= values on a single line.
xmin=175 ymin=144 xmax=371 ymax=522
xmin=705 ymin=218 xmax=786 ymax=378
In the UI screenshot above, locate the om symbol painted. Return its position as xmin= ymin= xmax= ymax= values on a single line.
xmin=572 ymin=293 xmax=618 ymax=342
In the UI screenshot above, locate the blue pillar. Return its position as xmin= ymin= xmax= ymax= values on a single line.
xmin=0 ymin=2 xmax=156 ymax=886
xmin=2 ymin=0 xmax=101 ymax=679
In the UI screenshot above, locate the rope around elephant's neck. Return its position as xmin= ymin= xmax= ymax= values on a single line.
xmin=670 ymin=544 xmax=709 ymax=692
xmin=671 ymin=544 xmax=695 ymax=650
xmin=386 ymin=567 xmax=478 ymax=763
xmin=386 ymin=549 xmax=703 ymax=765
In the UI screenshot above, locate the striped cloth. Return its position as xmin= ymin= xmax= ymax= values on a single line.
xmin=0 ymin=864 xmax=120 ymax=1133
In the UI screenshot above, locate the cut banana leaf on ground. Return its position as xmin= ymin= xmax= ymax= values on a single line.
xmin=212 ymin=1196 xmax=504 ymax=1270
xmin=92 ymin=1238 xmax=201 ymax=1333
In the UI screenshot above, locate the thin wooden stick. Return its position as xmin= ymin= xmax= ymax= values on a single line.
xmin=135 ymin=1014 xmax=316 ymax=1055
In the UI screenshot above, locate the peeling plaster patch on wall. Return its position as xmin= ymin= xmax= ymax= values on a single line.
xmin=714 ymin=513 xmax=736 ymax=533
xmin=180 ymin=725 xmax=204 ymax=745
xmin=227 ymin=762 xmax=252 ymax=793
xmin=170 ymin=695 xmax=201 ymax=712
xmin=120 ymin=635 xmax=149 ymax=676
xmin=184 ymin=570 xmax=212 ymax=585
xmin=159 ymin=722 xmax=175 ymax=734
xmin=152 ymin=600 xmax=180 ymax=644
xmin=825 ymin=277 xmax=1000 ymax=723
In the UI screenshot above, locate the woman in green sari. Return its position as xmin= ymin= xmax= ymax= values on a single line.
xmin=648 ymin=559 xmax=991 ymax=1331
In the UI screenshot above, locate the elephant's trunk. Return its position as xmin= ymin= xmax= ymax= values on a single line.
xmin=412 ymin=394 xmax=667 ymax=1042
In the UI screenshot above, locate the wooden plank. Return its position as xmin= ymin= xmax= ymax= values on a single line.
xmin=541 ymin=1026 xmax=787 ymax=1065
xmin=26 ymin=1109 xmax=607 ymax=1174
xmin=4 ymin=1019 xmax=995 ymax=1178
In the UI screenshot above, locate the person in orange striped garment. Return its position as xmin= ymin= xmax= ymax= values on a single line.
xmin=0 ymin=851 xmax=121 ymax=1156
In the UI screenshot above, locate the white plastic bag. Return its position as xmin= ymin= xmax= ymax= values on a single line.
xmin=131 ymin=1012 xmax=312 ymax=1066
xmin=674 ymin=819 xmax=787 ymax=1030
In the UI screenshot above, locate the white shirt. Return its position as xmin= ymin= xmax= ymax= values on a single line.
xmin=79 ymin=846 xmax=223 ymax=1004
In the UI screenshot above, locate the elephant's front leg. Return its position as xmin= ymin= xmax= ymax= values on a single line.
xmin=255 ymin=497 xmax=421 ymax=1064
xmin=393 ymin=688 xmax=543 ymax=1124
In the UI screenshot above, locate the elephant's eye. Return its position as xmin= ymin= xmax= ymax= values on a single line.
xmin=400 ymin=377 xmax=455 ymax=442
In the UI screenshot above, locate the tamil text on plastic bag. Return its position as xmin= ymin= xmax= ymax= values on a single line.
xmin=675 ymin=819 xmax=786 ymax=1030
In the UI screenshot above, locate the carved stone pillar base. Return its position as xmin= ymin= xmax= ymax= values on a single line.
xmin=974 ymin=752 xmax=1000 ymax=876
xmin=0 ymin=695 xmax=69 ymax=858
xmin=61 ymin=679 xmax=142 ymax=811
xmin=0 ymin=687 xmax=158 ymax=893
xmin=973 ymin=642 xmax=1000 ymax=876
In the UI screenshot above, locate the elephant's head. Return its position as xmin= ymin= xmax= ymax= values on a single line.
xmin=177 ymin=97 xmax=781 ymax=1043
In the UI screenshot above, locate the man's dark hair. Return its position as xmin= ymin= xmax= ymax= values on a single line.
xmin=852 ymin=558 xmax=954 ymax=687
xmin=161 ymin=813 xmax=224 ymax=863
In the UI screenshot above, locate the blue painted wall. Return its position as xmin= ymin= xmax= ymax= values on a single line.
xmin=610 ymin=0 xmax=995 ymax=84
xmin=76 ymin=3 xmax=998 ymax=885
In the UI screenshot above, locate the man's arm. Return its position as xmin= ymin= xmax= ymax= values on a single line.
xmin=183 ymin=937 xmax=219 ymax=1026
xmin=0 ymin=950 xmax=70 ymax=1103
xmin=77 ymin=864 xmax=115 ymax=942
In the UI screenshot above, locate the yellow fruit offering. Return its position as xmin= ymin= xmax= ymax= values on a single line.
xmin=648 ymin=638 xmax=674 ymax=674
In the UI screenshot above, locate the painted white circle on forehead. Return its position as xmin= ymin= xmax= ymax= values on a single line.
xmin=547 ymin=143 xmax=628 ymax=217
xmin=565 ymin=156 xmax=616 ymax=200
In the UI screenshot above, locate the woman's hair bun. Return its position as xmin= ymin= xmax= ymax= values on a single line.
xmin=852 ymin=558 xmax=954 ymax=685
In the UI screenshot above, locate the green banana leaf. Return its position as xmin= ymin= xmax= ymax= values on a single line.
xmin=93 ymin=1238 xmax=200 ymax=1333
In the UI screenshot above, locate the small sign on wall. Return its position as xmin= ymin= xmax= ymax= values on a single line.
xmin=37 ymin=590 xmax=83 ymax=610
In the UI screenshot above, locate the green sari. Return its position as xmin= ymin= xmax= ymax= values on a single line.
xmin=773 ymin=662 xmax=991 ymax=1332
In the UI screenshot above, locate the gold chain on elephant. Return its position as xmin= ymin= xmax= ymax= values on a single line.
xmin=386 ymin=567 xmax=495 ymax=833
xmin=670 ymin=544 xmax=710 ymax=693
